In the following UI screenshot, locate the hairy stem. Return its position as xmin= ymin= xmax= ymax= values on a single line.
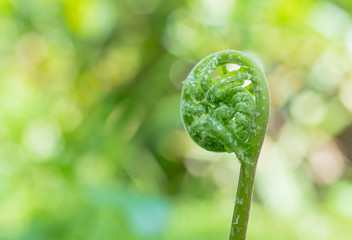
xmin=229 ymin=160 xmax=257 ymax=240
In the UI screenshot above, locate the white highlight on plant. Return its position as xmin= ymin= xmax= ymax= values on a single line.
xmin=235 ymin=215 xmax=240 ymax=225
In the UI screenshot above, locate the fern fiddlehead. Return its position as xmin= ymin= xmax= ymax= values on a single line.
xmin=181 ymin=50 xmax=270 ymax=240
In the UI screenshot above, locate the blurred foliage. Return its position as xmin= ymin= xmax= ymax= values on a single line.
xmin=0 ymin=0 xmax=352 ymax=239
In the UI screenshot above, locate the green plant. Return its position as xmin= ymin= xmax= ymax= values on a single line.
xmin=181 ymin=50 xmax=270 ymax=240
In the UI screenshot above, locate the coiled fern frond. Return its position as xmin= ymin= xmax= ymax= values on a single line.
xmin=181 ymin=50 xmax=270 ymax=240
xmin=181 ymin=50 xmax=270 ymax=164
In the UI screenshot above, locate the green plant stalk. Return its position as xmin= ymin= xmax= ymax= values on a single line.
xmin=228 ymin=51 xmax=270 ymax=240
xmin=230 ymin=160 xmax=257 ymax=240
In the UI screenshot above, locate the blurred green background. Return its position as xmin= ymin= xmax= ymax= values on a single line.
xmin=0 ymin=0 xmax=352 ymax=239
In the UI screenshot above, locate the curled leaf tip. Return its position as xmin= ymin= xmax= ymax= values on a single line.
xmin=181 ymin=50 xmax=270 ymax=164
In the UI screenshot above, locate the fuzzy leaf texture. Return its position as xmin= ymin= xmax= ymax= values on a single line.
xmin=181 ymin=50 xmax=270 ymax=164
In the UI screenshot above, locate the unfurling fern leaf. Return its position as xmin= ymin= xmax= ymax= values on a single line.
xmin=180 ymin=50 xmax=270 ymax=240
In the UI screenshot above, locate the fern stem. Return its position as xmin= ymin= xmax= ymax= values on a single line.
xmin=229 ymin=160 xmax=257 ymax=240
